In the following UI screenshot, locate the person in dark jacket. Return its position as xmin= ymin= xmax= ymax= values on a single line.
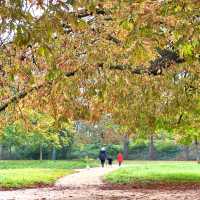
xmin=99 ymin=147 xmax=107 ymax=167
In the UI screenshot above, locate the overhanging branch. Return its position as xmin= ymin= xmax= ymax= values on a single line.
xmin=0 ymin=47 xmax=185 ymax=113
xmin=0 ymin=84 xmax=43 ymax=112
xmin=108 ymin=48 xmax=184 ymax=75
xmin=0 ymin=70 xmax=78 ymax=112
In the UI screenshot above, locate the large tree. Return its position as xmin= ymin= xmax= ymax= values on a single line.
xmin=0 ymin=1 xmax=199 ymax=147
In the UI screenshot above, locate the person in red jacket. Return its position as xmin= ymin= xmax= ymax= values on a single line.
xmin=117 ymin=152 xmax=123 ymax=166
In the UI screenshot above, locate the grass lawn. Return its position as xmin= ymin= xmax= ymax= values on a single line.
xmin=105 ymin=161 xmax=200 ymax=184
xmin=0 ymin=160 xmax=96 ymax=188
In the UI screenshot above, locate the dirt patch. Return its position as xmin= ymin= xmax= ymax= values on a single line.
xmin=1 ymin=187 xmax=200 ymax=200
xmin=0 ymin=183 xmax=53 ymax=191
xmin=101 ymin=182 xmax=200 ymax=191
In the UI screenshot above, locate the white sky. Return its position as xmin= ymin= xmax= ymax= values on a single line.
xmin=0 ymin=1 xmax=74 ymax=45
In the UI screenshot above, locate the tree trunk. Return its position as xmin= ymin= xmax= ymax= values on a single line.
xmin=123 ymin=135 xmax=129 ymax=160
xmin=0 ymin=145 xmax=2 ymax=160
xmin=52 ymin=147 xmax=56 ymax=160
xmin=148 ymin=135 xmax=156 ymax=160
xmin=39 ymin=145 xmax=43 ymax=160
xmin=9 ymin=146 xmax=12 ymax=159
xmin=183 ymin=146 xmax=189 ymax=160
xmin=194 ymin=137 xmax=200 ymax=162
xmin=62 ymin=146 xmax=69 ymax=159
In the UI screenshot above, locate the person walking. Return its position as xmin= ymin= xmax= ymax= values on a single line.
xmin=117 ymin=152 xmax=123 ymax=166
xmin=99 ymin=147 xmax=107 ymax=167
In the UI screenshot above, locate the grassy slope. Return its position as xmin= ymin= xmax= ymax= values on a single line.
xmin=0 ymin=160 xmax=96 ymax=188
xmin=105 ymin=161 xmax=200 ymax=184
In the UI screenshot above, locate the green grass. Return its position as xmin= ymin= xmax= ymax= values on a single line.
xmin=0 ymin=168 xmax=73 ymax=188
xmin=0 ymin=160 xmax=97 ymax=169
xmin=0 ymin=160 xmax=97 ymax=188
xmin=105 ymin=161 xmax=200 ymax=184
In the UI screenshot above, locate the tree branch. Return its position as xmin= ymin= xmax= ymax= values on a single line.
xmin=0 ymin=70 xmax=78 ymax=113
xmin=177 ymin=113 xmax=183 ymax=124
xmin=108 ymin=48 xmax=184 ymax=75
xmin=0 ymin=46 xmax=185 ymax=113
xmin=0 ymin=84 xmax=43 ymax=112
xmin=106 ymin=34 xmax=121 ymax=45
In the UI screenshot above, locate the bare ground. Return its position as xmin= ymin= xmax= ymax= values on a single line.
xmin=1 ymin=166 xmax=200 ymax=200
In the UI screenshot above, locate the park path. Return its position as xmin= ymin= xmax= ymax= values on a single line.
xmin=1 ymin=165 xmax=200 ymax=200
xmin=55 ymin=165 xmax=118 ymax=188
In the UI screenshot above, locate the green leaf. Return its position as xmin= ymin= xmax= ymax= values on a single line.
xmin=120 ymin=19 xmax=133 ymax=31
xmin=179 ymin=43 xmax=193 ymax=57
xmin=45 ymin=68 xmax=62 ymax=81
